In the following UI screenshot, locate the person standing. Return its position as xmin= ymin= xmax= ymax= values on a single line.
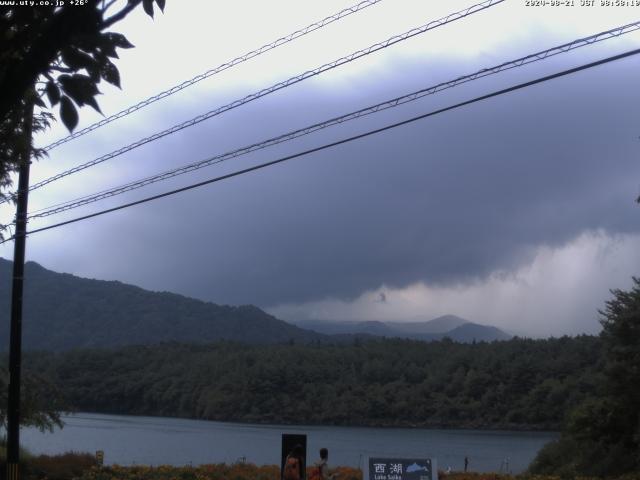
xmin=464 ymin=456 xmax=469 ymax=473
xmin=284 ymin=445 xmax=305 ymax=480
xmin=312 ymin=448 xmax=336 ymax=480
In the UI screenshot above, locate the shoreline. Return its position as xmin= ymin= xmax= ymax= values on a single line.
xmin=61 ymin=411 xmax=561 ymax=434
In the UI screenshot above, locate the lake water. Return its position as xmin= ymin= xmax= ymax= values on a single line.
xmin=20 ymin=413 xmax=557 ymax=474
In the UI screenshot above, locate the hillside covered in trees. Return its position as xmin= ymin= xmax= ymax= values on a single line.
xmin=528 ymin=278 xmax=640 ymax=477
xmin=23 ymin=335 xmax=601 ymax=430
xmin=0 ymin=259 xmax=509 ymax=349
xmin=0 ymin=259 xmax=322 ymax=350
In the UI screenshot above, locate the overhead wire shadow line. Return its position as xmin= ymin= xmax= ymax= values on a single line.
xmin=25 ymin=20 xmax=640 ymax=220
xmin=1 ymin=47 xmax=636 ymax=244
xmin=41 ymin=0 xmax=386 ymax=152
xmin=17 ymin=0 xmax=505 ymax=197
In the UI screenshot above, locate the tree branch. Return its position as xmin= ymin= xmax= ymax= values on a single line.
xmin=50 ymin=65 xmax=73 ymax=73
xmin=102 ymin=0 xmax=142 ymax=29
xmin=101 ymin=0 xmax=120 ymax=14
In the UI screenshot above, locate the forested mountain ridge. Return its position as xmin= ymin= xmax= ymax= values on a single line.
xmin=0 ymin=258 xmax=322 ymax=350
xmin=0 ymin=258 xmax=512 ymax=350
xmin=293 ymin=316 xmax=511 ymax=342
xmin=23 ymin=335 xmax=602 ymax=430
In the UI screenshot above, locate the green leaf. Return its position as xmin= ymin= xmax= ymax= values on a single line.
xmin=45 ymin=81 xmax=60 ymax=106
xmin=142 ymin=0 xmax=154 ymax=18
xmin=61 ymin=47 xmax=96 ymax=71
xmin=60 ymin=96 xmax=78 ymax=132
xmin=102 ymin=32 xmax=134 ymax=50
xmin=59 ymin=74 xmax=99 ymax=107
xmin=86 ymin=62 xmax=101 ymax=83
xmin=100 ymin=60 xmax=121 ymax=89
xmin=85 ymin=96 xmax=102 ymax=114
xmin=98 ymin=39 xmax=119 ymax=59
xmin=155 ymin=0 xmax=166 ymax=12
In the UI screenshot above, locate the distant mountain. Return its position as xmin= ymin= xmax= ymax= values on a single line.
xmin=0 ymin=258 xmax=323 ymax=351
xmin=293 ymin=315 xmax=511 ymax=343
xmin=294 ymin=319 xmax=398 ymax=336
xmin=388 ymin=315 xmax=468 ymax=334
xmin=442 ymin=322 xmax=512 ymax=342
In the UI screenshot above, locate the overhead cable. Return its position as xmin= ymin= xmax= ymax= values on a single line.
xmin=42 ymin=0 xmax=386 ymax=152
xmin=27 ymin=21 xmax=640 ymax=220
xmin=2 ymin=47 xmax=636 ymax=244
xmin=20 ymin=0 xmax=505 ymax=198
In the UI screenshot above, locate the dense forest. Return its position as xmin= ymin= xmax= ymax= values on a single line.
xmin=528 ymin=278 xmax=640 ymax=477
xmin=22 ymin=335 xmax=602 ymax=430
xmin=0 ymin=259 xmax=322 ymax=350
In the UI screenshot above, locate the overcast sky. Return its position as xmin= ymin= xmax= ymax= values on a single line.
xmin=2 ymin=0 xmax=639 ymax=337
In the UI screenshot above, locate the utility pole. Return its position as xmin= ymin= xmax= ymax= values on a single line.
xmin=6 ymin=101 xmax=34 ymax=480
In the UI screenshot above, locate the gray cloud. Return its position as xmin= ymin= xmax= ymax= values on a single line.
xmin=16 ymin=48 xmax=640 ymax=315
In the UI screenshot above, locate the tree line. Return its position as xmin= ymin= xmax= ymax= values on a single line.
xmin=19 ymin=335 xmax=602 ymax=431
xmin=528 ymin=278 xmax=640 ymax=477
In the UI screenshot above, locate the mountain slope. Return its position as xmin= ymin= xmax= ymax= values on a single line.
xmin=389 ymin=315 xmax=468 ymax=334
xmin=0 ymin=258 xmax=322 ymax=350
xmin=444 ymin=322 xmax=512 ymax=342
xmin=293 ymin=316 xmax=511 ymax=343
xmin=295 ymin=319 xmax=398 ymax=336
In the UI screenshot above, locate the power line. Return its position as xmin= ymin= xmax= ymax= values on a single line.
xmin=41 ymin=0 xmax=386 ymax=152
xmin=26 ymin=21 xmax=640 ymax=220
xmin=3 ymin=47 xmax=637 ymax=244
xmin=19 ymin=0 xmax=505 ymax=198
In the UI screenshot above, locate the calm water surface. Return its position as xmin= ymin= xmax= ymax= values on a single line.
xmin=21 ymin=413 xmax=557 ymax=474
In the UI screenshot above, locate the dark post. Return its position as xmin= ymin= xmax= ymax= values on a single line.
xmin=6 ymin=102 xmax=33 ymax=480
xmin=281 ymin=434 xmax=307 ymax=480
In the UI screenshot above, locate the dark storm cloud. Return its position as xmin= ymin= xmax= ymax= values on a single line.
xmin=31 ymin=50 xmax=640 ymax=307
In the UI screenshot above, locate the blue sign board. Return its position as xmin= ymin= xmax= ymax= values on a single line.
xmin=368 ymin=458 xmax=436 ymax=480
